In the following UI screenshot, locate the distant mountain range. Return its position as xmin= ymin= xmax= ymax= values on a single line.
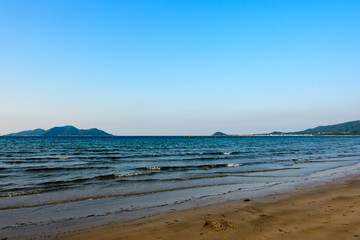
xmin=5 ymin=126 xmax=112 ymax=137
xmin=212 ymin=120 xmax=360 ymax=136
xmin=271 ymin=120 xmax=360 ymax=136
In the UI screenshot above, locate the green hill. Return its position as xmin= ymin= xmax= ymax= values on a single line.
xmin=5 ymin=126 xmax=112 ymax=136
xmin=291 ymin=120 xmax=360 ymax=135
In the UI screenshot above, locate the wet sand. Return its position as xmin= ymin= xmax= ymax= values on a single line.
xmin=65 ymin=174 xmax=360 ymax=240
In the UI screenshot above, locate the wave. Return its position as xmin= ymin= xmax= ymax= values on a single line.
xmin=227 ymin=163 xmax=240 ymax=167
xmin=186 ymin=151 xmax=241 ymax=156
xmin=101 ymin=167 xmax=295 ymax=182
xmin=4 ymin=160 xmax=50 ymax=164
xmin=39 ymin=178 xmax=91 ymax=186
xmin=146 ymin=167 xmax=162 ymax=170
xmin=0 ymin=173 xmax=154 ymax=197
xmin=1 ymin=152 xmax=245 ymax=166
xmin=76 ymin=151 xmax=242 ymax=160
xmin=0 ymin=182 xmax=243 ymax=210
xmin=24 ymin=156 xmax=66 ymax=160
xmin=137 ymin=163 xmax=241 ymax=172
xmin=201 ymin=152 xmax=240 ymax=155
xmin=95 ymin=172 xmax=157 ymax=180
xmin=0 ymin=187 xmax=70 ymax=198
xmin=25 ymin=166 xmax=110 ymax=172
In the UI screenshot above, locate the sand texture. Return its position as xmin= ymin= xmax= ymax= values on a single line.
xmin=66 ymin=176 xmax=360 ymax=240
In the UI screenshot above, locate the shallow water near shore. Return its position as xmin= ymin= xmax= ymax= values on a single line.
xmin=1 ymin=136 xmax=360 ymax=239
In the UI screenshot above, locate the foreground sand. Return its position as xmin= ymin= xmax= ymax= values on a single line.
xmin=66 ymin=176 xmax=360 ymax=240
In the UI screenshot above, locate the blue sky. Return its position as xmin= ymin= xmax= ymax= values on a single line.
xmin=1 ymin=0 xmax=359 ymax=135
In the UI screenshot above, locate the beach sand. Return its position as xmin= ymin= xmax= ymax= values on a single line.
xmin=65 ymin=175 xmax=360 ymax=240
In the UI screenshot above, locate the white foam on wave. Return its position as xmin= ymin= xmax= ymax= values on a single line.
xmin=223 ymin=152 xmax=231 ymax=155
xmin=227 ymin=164 xmax=240 ymax=167
xmin=117 ymin=173 xmax=142 ymax=177
xmin=146 ymin=167 xmax=161 ymax=170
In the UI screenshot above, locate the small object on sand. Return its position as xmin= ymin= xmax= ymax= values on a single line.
xmin=203 ymin=217 xmax=237 ymax=231
xmin=243 ymin=198 xmax=251 ymax=202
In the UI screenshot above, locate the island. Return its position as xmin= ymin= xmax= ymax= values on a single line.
xmin=4 ymin=126 xmax=112 ymax=137
xmin=212 ymin=132 xmax=228 ymax=136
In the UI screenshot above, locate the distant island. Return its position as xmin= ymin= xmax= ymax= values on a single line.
xmin=212 ymin=132 xmax=228 ymax=136
xmin=5 ymin=126 xmax=112 ymax=137
xmin=207 ymin=132 xmax=255 ymax=138
xmin=212 ymin=120 xmax=360 ymax=137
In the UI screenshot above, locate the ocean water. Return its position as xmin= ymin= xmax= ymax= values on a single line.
xmin=1 ymin=136 xmax=360 ymax=237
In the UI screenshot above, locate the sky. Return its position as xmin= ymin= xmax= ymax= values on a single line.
xmin=1 ymin=0 xmax=360 ymax=135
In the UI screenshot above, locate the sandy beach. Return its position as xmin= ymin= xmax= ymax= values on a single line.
xmin=64 ymin=174 xmax=360 ymax=240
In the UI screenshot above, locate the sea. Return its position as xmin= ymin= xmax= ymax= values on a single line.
xmin=1 ymin=136 xmax=360 ymax=238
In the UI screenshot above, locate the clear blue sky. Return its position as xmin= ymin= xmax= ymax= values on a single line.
xmin=1 ymin=0 xmax=359 ymax=135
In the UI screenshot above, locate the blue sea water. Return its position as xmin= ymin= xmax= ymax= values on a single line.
xmin=0 ymin=136 xmax=360 ymax=238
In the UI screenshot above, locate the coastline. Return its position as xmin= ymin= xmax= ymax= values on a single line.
xmin=63 ymin=172 xmax=360 ymax=240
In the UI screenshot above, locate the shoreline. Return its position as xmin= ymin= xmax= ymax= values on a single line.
xmin=63 ymin=173 xmax=360 ymax=240
xmin=2 ymin=160 xmax=360 ymax=239
xmin=2 ymin=161 xmax=360 ymax=239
